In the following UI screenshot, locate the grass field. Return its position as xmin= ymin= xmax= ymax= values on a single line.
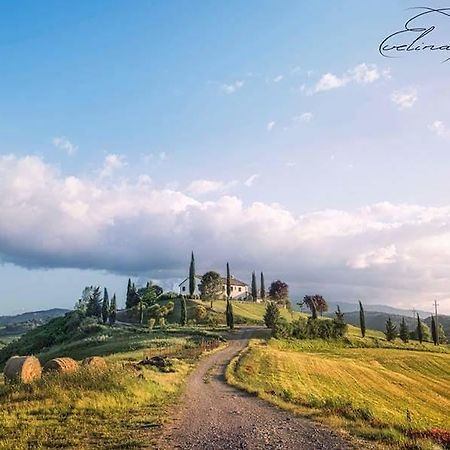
xmin=0 ymin=323 xmax=225 ymax=449
xmin=227 ymin=336 xmax=450 ymax=449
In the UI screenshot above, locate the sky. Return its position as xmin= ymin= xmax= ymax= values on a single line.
xmin=1 ymin=1 xmax=450 ymax=315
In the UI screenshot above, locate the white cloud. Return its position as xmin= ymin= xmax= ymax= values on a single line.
xmin=244 ymin=174 xmax=260 ymax=187
xmin=99 ymin=154 xmax=126 ymax=178
xmin=267 ymin=121 xmax=275 ymax=131
xmin=347 ymin=245 xmax=398 ymax=269
xmin=52 ymin=137 xmax=78 ymax=155
xmin=391 ymin=87 xmax=418 ymax=110
xmin=220 ymin=80 xmax=244 ymax=94
xmin=293 ymin=112 xmax=313 ymax=124
xmin=314 ymin=63 xmax=388 ymax=93
xmin=186 ymin=179 xmax=233 ymax=196
xmin=2 ymin=156 xmax=450 ymax=312
xmin=273 ymin=75 xmax=283 ymax=83
xmin=429 ymin=120 xmax=450 ymax=139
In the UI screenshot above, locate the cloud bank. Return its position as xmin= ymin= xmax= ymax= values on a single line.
xmin=1 ymin=155 xmax=450 ymax=310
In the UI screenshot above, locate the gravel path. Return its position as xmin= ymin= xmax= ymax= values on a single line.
xmin=158 ymin=328 xmax=353 ymax=450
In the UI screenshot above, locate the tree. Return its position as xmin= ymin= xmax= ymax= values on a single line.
xmin=199 ymin=271 xmax=222 ymax=303
xmin=75 ymin=286 xmax=93 ymax=314
xmin=147 ymin=301 xmax=174 ymax=326
xmin=264 ymin=302 xmax=280 ymax=329
xmin=86 ymin=287 xmax=102 ymax=318
xmin=359 ymin=301 xmax=366 ymax=338
xmin=109 ymin=294 xmax=117 ymax=326
xmin=180 ymin=297 xmax=187 ymax=326
xmin=226 ymin=263 xmax=231 ymax=299
xmin=102 ymin=288 xmax=109 ymax=324
xmin=302 ymin=295 xmax=328 ymax=317
xmin=260 ymin=272 xmax=266 ymax=301
xmin=399 ymin=317 xmax=409 ymax=343
xmin=226 ymin=298 xmax=234 ymax=330
xmin=126 ymin=278 xmax=132 ymax=309
xmin=416 ymin=314 xmax=423 ymax=343
xmin=193 ymin=304 xmax=208 ymax=322
xmin=431 ymin=316 xmax=438 ymax=345
xmin=438 ymin=324 xmax=448 ymax=344
xmin=333 ymin=305 xmax=348 ymax=338
xmin=384 ymin=317 xmax=397 ymax=342
xmin=189 ymin=251 xmax=196 ymax=297
xmin=269 ymin=280 xmax=289 ymax=305
xmin=251 ymin=272 xmax=258 ymax=301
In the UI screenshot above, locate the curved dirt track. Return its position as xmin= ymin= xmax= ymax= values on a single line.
xmin=158 ymin=327 xmax=353 ymax=450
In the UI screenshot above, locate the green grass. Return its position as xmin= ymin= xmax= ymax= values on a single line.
xmin=227 ymin=336 xmax=450 ymax=449
xmin=0 ymin=319 xmax=226 ymax=449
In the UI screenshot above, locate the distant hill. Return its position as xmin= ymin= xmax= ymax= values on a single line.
xmin=0 ymin=308 xmax=70 ymax=326
xmin=321 ymin=301 xmax=431 ymax=317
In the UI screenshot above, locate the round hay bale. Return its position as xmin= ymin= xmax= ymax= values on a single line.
xmin=4 ymin=356 xmax=42 ymax=384
xmin=43 ymin=357 xmax=80 ymax=374
xmin=82 ymin=356 xmax=107 ymax=371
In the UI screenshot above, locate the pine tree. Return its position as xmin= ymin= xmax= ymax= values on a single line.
xmin=385 ymin=317 xmax=397 ymax=342
xmin=109 ymin=294 xmax=117 ymax=326
xmin=260 ymin=272 xmax=265 ymax=301
xmin=359 ymin=300 xmax=366 ymax=338
xmin=102 ymin=288 xmax=109 ymax=324
xmin=189 ymin=251 xmax=196 ymax=297
xmin=180 ymin=297 xmax=187 ymax=326
xmin=431 ymin=316 xmax=438 ymax=345
xmin=126 ymin=278 xmax=132 ymax=309
xmin=251 ymin=271 xmax=257 ymax=301
xmin=264 ymin=302 xmax=280 ymax=329
xmin=226 ymin=262 xmax=231 ymax=299
xmin=416 ymin=314 xmax=423 ymax=343
xmin=87 ymin=286 xmax=102 ymax=318
xmin=399 ymin=317 xmax=409 ymax=343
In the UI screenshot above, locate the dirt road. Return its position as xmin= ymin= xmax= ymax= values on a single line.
xmin=158 ymin=328 xmax=353 ymax=450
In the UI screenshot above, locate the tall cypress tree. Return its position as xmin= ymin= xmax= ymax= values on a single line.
xmin=189 ymin=251 xmax=196 ymax=297
xmin=180 ymin=297 xmax=187 ymax=326
xmin=359 ymin=300 xmax=366 ymax=338
xmin=251 ymin=271 xmax=257 ymax=301
xmin=385 ymin=317 xmax=397 ymax=341
xmin=109 ymin=294 xmax=117 ymax=326
xmin=102 ymin=288 xmax=109 ymax=324
xmin=416 ymin=314 xmax=423 ymax=344
xmin=126 ymin=278 xmax=132 ymax=309
xmin=228 ymin=299 xmax=234 ymax=330
xmin=431 ymin=316 xmax=438 ymax=345
xmin=260 ymin=272 xmax=265 ymax=301
xmin=226 ymin=297 xmax=231 ymax=327
xmin=226 ymin=262 xmax=231 ymax=299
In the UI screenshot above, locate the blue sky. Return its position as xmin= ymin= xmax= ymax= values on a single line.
xmin=1 ymin=1 xmax=450 ymax=314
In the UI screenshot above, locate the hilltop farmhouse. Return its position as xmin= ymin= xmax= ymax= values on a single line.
xmin=178 ymin=275 xmax=249 ymax=300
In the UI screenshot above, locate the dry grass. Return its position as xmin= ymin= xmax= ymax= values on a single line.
xmin=227 ymin=338 xmax=450 ymax=449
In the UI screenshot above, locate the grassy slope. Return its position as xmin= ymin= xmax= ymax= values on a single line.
xmin=227 ymin=330 xmax=450 ymax=449
xmin=0 ymin=319 xmax=224 ymax=449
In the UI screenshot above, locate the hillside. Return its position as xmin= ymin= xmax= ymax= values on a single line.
xmin=0 ymin=308 xmax=69 ymax=326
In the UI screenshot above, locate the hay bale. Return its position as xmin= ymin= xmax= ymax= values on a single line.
xmin=82 ymin=356 xmax=107 ymax=371
xmin=43 ymin=357 xmax=80 ymax=374
xmin=3 ymin=356 xmax=42 ymax=384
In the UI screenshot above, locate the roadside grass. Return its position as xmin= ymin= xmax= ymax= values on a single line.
xmin=227 ymin=337 xmax=450 ymax=449
xmin=0 ymin=324 xmax=226 ymax=449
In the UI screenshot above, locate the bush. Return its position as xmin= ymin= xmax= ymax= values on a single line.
xmin=264 ymin=302 xmax=280 ymax=329
xmin=273 ymin=318 xmax=292 ymax=339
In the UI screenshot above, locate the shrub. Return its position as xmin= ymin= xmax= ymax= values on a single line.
xmin=264 ymin=302 xmax=280 ymax=329
xmin=273 ymin=318 xmax=292 ymax=339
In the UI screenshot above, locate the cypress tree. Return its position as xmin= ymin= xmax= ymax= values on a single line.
xmin=359 ymin=300 xmax=366 ymax=338
xmin=385 ymin=317 xmax=397 ymax=342
xmin=260 ymin=272 xmax=265 ymax=301
xmin=416 ymin=314 xmax=423 ymax=343
xmin=399 ymin=317 xmax=409 ymax=343
xmin=126 ymin=278 xmax=132 ymax=309
xmin=226 ymin=262 xmax=231 ymax=299
xmin=226 ymin=298 xmax=230 ymax=327
xmin=264 ymin=302 xmax=280 ymax=329
xmin=251 ymin=271 xmax=257 ymax=301
xmin=102 ymin=288 xmax=109 ymax=324
xmin=180 ymin=297 xmax=187 ymax=326
xmin=228 ymin=299 xmax=234 ymax=330
xmin=189 ymin=251 xmax=196 ymax=297
xmin=431 ymin=316 xmax=438 ymax=345
xmin=109 ymin=294 xmax=117 ymax=326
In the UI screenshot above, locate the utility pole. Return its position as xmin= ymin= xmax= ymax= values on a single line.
xmin=434 ymin=300 xmax=440 ymax=345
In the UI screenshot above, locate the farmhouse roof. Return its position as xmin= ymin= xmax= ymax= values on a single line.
xmin=178 ymin=275 xmax=248 ymax=287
